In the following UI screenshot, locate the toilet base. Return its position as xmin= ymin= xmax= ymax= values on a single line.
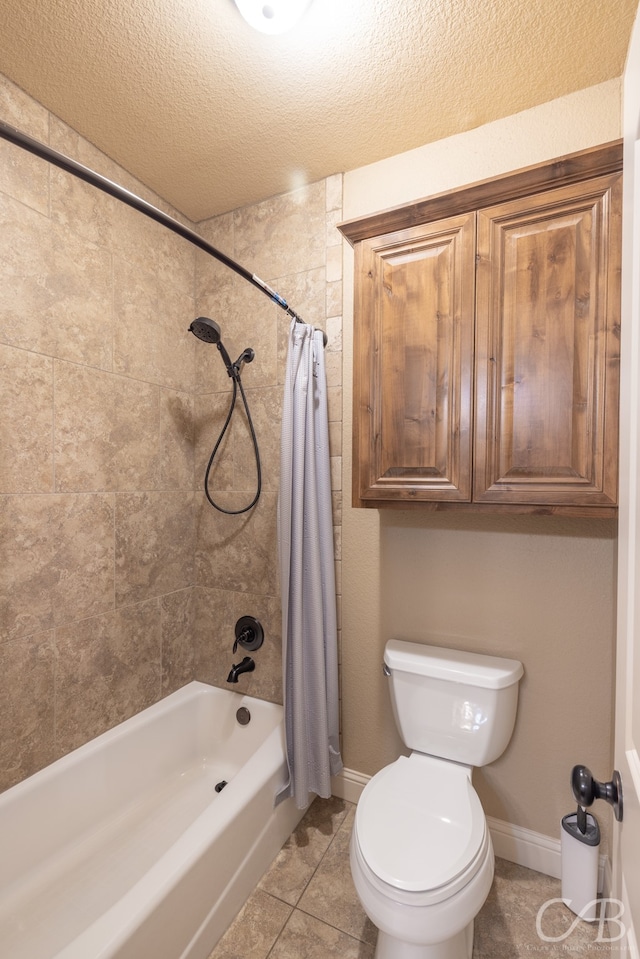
xmin=374 ymin=922 xmax=472 ymax=959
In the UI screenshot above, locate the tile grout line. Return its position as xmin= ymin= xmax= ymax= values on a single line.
xmin=261 ymin=800 xmax=359 ymax=957
xmin=291 ymin=803 xmax=375 ymax=948
xmin=290 ymin=801 xmax=352 ymax=904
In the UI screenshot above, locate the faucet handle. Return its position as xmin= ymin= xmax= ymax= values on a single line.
xmin=234 ymin=616 xmax=264 ymax=652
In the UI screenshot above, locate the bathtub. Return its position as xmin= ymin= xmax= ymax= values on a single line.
xmin=0 ymin=681 xmax=305 ymax=959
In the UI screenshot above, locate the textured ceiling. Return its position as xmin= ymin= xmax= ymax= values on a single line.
xmin=0 ymin=0 xmax=637 ymax=221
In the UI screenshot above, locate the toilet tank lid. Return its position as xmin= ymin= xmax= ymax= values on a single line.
xmin=384 ymin=640 xmax=524 ymax=689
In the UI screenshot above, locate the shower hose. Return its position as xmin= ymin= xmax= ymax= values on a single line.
xmin=204 ymin=373 xmax=262 ymax=514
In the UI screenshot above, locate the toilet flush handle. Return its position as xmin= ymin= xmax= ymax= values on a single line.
xmin=382 ymin=663 xmax=391 ymax=677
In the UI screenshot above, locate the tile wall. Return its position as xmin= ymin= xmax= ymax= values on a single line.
xmin=190 ymin=176 xmax=343 ymax=703
xmin=0 ymin=72 xmax=343 ymax=793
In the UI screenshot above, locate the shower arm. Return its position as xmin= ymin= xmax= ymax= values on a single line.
xmin=0 ymin=118 xmax=326 ymax=341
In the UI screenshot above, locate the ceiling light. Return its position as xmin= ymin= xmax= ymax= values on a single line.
xmin=233 ymin=0 xmax=313 ymax=34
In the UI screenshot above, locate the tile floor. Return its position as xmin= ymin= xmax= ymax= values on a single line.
xmin=208 ymin=797 xmax=610 ymax=959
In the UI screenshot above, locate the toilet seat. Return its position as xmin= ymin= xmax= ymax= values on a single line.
xmin=354 ymin=754 xmax=487 ymax=904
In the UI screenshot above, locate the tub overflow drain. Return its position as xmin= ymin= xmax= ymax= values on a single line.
xmin=215 ymin=780 xmax=227 ymax=793
xmin=236 ymin=707 xmax=251 ymax=726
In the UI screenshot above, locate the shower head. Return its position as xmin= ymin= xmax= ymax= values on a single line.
xmin=189 ymin=316 xmax=234 ymax=374
xmin=189 ymin=316 xmax=222 ymax=344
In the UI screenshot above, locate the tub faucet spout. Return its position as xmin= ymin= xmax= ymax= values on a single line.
xmin=227 ymin=656 xmax=255 ymax=683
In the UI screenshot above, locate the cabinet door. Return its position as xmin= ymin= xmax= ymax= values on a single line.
xmin=474 ymin=174 xmax=622 ymax=507
xmin=353 ymin=214 xmax=476 ymax=504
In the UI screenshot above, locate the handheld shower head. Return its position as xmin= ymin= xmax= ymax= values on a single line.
xmin=188 ymin=317 xmax=233 ymax=374
xmin=189 ymin=316 xmax=221 ymax=344
xmin=188 ymin=315 xmax=262 ymax=515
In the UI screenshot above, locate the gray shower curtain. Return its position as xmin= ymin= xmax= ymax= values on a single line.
xmin=277 ymin=320 xmax=343 ymax=809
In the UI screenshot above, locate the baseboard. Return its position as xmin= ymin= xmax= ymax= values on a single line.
xmin=332 ymin=767 xmax=608 ymax=893
xmin=331 ymin=767 xmax=370 ymax=805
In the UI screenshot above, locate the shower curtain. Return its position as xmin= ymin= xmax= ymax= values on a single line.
xmin=277 ymin=320 xmax=343 ymax=809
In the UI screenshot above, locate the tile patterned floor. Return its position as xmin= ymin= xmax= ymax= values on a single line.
xmin=208 ymin=797 xmax=610 ymax=959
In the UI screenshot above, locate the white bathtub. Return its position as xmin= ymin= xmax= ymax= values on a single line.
xmin=0 ymin=681 xmax=305 ymax=959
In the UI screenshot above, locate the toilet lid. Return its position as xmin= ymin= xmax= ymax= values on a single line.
xmin=356 ymin=755 xmax=485 ymax=893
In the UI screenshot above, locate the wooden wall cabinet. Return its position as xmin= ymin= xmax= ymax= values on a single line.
xmin=340 ymin=143 xmax=622 ymax=516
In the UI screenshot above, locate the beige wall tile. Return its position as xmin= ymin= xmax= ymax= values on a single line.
xmin=233 ymin=387 xmax=284 ymax=494
xmin=325 ymin=315 xmax=342 ymax=352
xmin=49 ymin=116 xmax=151 ymax=196
xmin=195 ymin=491 xmax=278 ymax=597
xmin=115 ymin=491 xmax=195 ymax=607
xmin=0 ymin=74 xmax=49 ymax=215
xmin=54 ymin=361 xmax=161 ymax=492
xmin=156 ymin=230 xmax=196 ymax=300
xmin=331 ymin=491 xmax=342 ymax=527
xmin=0 ymin=135 xmax=49 ymax=216
xmin=0 ymin=493 xmax=115 ymax=642
xmin=0 ymin=344 xmax=53 ymax=493
xmin=224 ymin=293 xmax=279 ymax=391
xmin=330 ymin=456 xmax=342 ymax=493
xmin=0 ymin=632 xmax=55 ymax=791
xmin=326 ymin=209 xmax=344 ymax=247
xmin=272 ymin=267 xmax=326 ymax=328
xmin=195 ymin=213 xmax=236 ymax=311
xmin=0 ymin=193 xmax=114 ymax=369
xmin=55 ymin=600 xmax=162 ymax=754
xmin=194 ymin=279 xmax=278 ymax=394
xmin=160 ymin=388 xmax=195 ymax=490
xmin=233 ymin=181 xmax=326 ymax=280
xmin=324 ymin=350 xmax=342 ymax=389
xmin=326 ymin=244 xmax=342 ymax=283
xmin=49 ymin=118 xmax=197 ymax=294
xmin=113 ymin=255 xmax=195 ymax=393
xmin=50 ymin=493 xmax=116 ymax=626
xmin=1 ymin=494 xmax=57 ymax=641
xmin=161 ymin=587 xmax=198 ymax=695
xmin=194 ymin=391 xmax=237 ymax=493
xmin=328 ymin=421 xmax=342 ymax=457
xmin=327 ymin=385 xmax=342 ymax=423
xmin=326 ymin=280 xmax=342 ymax=319
xmin=325 ymin=174 xmax=343 ymax=214
xmin=188 ymin=586 xmax=282 ymax=701
xmin=49 ymin=159 xmax=132 ymax=259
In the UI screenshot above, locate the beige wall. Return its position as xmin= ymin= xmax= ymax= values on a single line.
xmin=341 ymin=80 xmax=621 ymax=849
xmin=0 ymin=71 xmax=343 ymax=793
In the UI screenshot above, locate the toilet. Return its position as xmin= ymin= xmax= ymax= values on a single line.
xmin=350 ymin=640 xmax=524 ymax=959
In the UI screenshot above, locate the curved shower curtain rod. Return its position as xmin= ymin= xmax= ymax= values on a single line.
xmin=0 ymin=118 xmax=326 ymax=343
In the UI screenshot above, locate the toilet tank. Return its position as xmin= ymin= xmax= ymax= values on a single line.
xmin=384 ymin=640 xmax=524 ymax=767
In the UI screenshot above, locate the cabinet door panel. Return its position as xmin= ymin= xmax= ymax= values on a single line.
xmin=353 ymin=214 xmax=476 ymax=503
xmin=474 ymin=174 xmax=621 ymax=506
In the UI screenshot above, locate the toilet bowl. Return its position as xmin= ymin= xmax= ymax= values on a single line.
xmin=351 ymin=755 xmax=494 ymax=959
xmin=350 ymin=640 xmax=523 ymax=959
